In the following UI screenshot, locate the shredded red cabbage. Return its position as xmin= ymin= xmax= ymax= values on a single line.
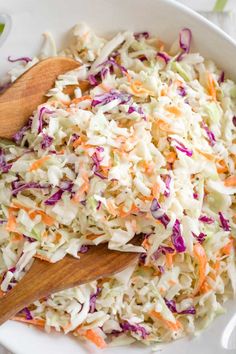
xmin=11 ymin=181 xmax=49 ymax=196
xmin=41 ymin=134 xmax=53 ymax=149
xmin=192 ymin=232 xmax=206 ymax=244
xmin=98 ymin=58 xmax=128 ymax=76
xmin=218 ymin=71 xmax=225 ymax=84
xmin=193 ymin=193 xmax=199 ymax=200
xmin=120 ymin=321 xmax=149 ymax=339
xmin=8 ymin=56 xmax=32 ymax=63
xmin=162 ymin=175 xmax=171 ymax=197
xmin=88 ymin=74 xmax=98 ymax=86
xmin=0 ymin=219 xmax=6 ymax=224
xmin=150 ymin=199 xmax=170 ymax=228
xmin=89 ymin=288 xmax=101 ymax=313
xmin=177 ymin=85 xmax=187 ymax=97
xmin=171 ymin=220 xmax=186 ymax=252
xmin=92 ymin=89 xmax=131 ymax=107
xmin=134 ymin=32 xmax=150 ymax=40
xmin=177 ymin=28 xmax=192 ymax=61
xmin=79 ymin=245 xmax=89 ymax=253
xmin=96 ymin=200 xmax=102 ymax=210
xmin=0 ymin=148 xmax=12 ymax=173
xmin=157 ymin=52 xmax=170 ymax=64
xmin=13 ymin=118 xmax=32 ymax=144
xmin=201 ymin=122 xmax=216 ymax=147
xmin=23 ymin=307 xmax=33 ymax=320
xmin=233 ymin=116 xmax=236 ymax=127
xmin=128 ymin=106 xmax=146 ymax=120
xmin=199 ymin=215 xmax=214 ymax=224
xmin=139 ymin=252 xmax=147 ymax=265
xmin=138 ymin=55 xmax=148 ymax=62
xmin=164 ymin=298 xmax=196 ymax=315
xmin=152 ymin=245 xmax=175 ymax=260
xmin=169 ymin=138 xmax=193 ymax=157
xmin=23 ymin=235 xmax=36 ymax=243
xmin=44 ymin=182 xmax=73 ymax=206
xmin=38 ymin=107 xmax=54 ymax=133
xmin=218 ymin=212 xmax=231 ymax=231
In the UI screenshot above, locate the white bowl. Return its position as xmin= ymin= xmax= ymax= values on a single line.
xmin=0 ymin=0 xmax=236 ymax=353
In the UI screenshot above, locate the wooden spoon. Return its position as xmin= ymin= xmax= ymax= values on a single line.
xmin=0 ymin=57 xmax=90 ymax=139
xmin=0 ymin=237 xmax=141 ymax=326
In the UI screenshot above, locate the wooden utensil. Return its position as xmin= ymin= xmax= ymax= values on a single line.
xmin=0 ymin=237 xmax=141 ymax=326
xmin=0 ymin=57 xmax=82 ymax=139
xmin=0 ymin=57 xmax=141 ymax=326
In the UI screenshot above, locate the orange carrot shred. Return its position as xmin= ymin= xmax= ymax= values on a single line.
xmin=12 ymin=316 xmax=46 ymax=327
xmin=224 ymin=175 xmax=236 ymax=187
xmin=208 ymin=72 xmax=217 ymax=101
xmin=221 ymin=239 xmax=234 ymax=256
xmin=83 ymin=329 xmax=107 ymax=349
xmin=150 ymin=311 xmax=182 ymax=331
xmin=29 ymin=156 xmax=50 ymax=172
xmin=193 ymin=243 xmax=207 ymax=295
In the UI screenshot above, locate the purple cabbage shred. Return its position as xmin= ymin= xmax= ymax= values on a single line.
xmin=150 ymin=199 xmax=170 ymax=228
xmin=11 ymin=181 xmax=48 ymax=196
xmin=8 ymin=56 xmax=32 ymax=64
xmin=89 ymin=288 xmax=101 ymax=313
xmin=169 ymin=137 xmax=193 ymax=157
xmin=0 ymin=148 xmax=12 ymax=173
xmin=120 ymin=320 xmax=149 ymax=339
xmin=13 ymin=118 xmax=32 ymax=144
xmin=134 ymin=32 xmax=150 ymax=40
xmin=171 ymin=219 xmax=186 ymax=252
xmin=218 ymin=212 xmax=231 ymax=231
xmin=38 ymin=107 xmax=54 ymax=133
xmin=157 ymin=52 xmax=170 ymax=64
xmin=201 ymin=122 xmax=216 ymax=147
xmin=152 ymin=245 xmax=175 ymax=260
xmin=177 ymin=28 xmax=192 ymax=61
xmin=164 ymin=298 xmax=196 ymax=315
xmin=41 ymin=134 xmax=53 ymax=149
xmin=79 ymin=245 xmax=89 ymax=254
xmin=192 ymin=232 xmax=206 ymax=244
xmin=199 ymin=215 xmax=214 ymax=224
xmin=233 ymin=116 xmax=236 ymax=127
xmin=92 ymin=89 xmax=131 ymax=107
xmin=44 ymin=182 xmax=73 ymax=206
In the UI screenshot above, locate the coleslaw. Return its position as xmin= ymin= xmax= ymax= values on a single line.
xmin=0 ymin=23 xmax=236 ymax=349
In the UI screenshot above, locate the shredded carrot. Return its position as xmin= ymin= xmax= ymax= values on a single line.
xmin=221 ymin=239 xmax=234 ymax=256
xmin=54 ymin=232 xmax=62 ymax=244
xmin=72 ymin=137 xmax=82 ymax=148
xmin=166 ymin=252 xmax=175 ymax=268
xmin=139 ymin=161 xmax=155 ymax=175
xmin=125 ymin=72 xmax=132 ymax=82
xmin=29 ymin=210 xmax=55 ymax=226
xmin=193 ymin=243 xmax=208 ymax=295
xmin=11 ymin=233 xmax=24 ymax=242
xmin=86 ymin=233 xmax=103 ymax=240
xmin=34 ymin=253 xmax=53 ymax=263
xmin=73 ymin=171 xmax=89 ymax=202
xmin=130 ymin=80 xmax=154 ymax=96
xmin=6 ymin=208 xmax=17 ymax=232
xmin=142 ymin=238 xmax=150 ymax=250
xmin=195 ymin=148 xmax=215 ymax=161
xmin=150 ymin=311 xmax=182 ymax=331
xmin=207 ymin=72 xmax=217 ymax=101
xmin=168 ymin=279 xmax=177 ymax=286
xmin=166 ymin=106 xmax=182 ymax=117
xmin=83 ymin=329 xmax=107 ymax=349
xmin=0 ymin=290 xmax=5 ymax=298
xmin=224 ymin=175 xmax=236 ymax=187
xmin=71 ymin=95 xmax=91 ymax=105
xmin=199 ymin=281 xmax=212 ymax=294
xmin=166 ymin=151 xmax=177 ymax=163
xmin=29 ymin=156 xmax=50 ymax=172
xmin=12 ymin=316 xmax=46 ymax=327
xmin=152 ymin=183 xmax=160 ymax=199
xmin=216 ymin=159 xmax=228 ymax=174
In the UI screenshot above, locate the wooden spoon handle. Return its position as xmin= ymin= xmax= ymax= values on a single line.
xmin=0 ymin=57 xmax=79 ymax=139
xmin=0 ymin=241 xmax=139 ymax=325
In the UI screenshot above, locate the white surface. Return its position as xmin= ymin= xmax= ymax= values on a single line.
xmin=0 ymin=0 xmax=236 ymax=353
